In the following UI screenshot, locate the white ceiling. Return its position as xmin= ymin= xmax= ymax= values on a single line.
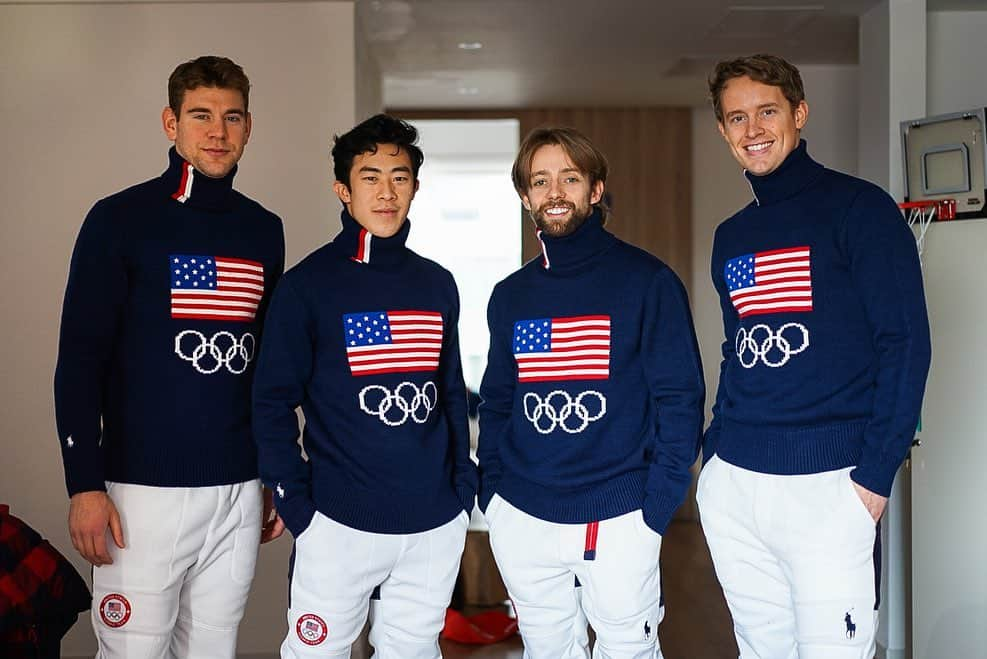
xmin=358 ymin=0 xmax=983 ymax=109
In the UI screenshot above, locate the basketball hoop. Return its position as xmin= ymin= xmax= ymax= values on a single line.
xmin=899 ymin=199 xmax=955 ymax=261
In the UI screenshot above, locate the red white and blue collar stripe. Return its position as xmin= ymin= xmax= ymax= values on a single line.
xmin=351 ymin=227 xmax=373 ymax=264
xmin=171 ymin=161 xmax=195 ymax=203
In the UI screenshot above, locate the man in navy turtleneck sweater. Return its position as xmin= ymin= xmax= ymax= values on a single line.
xmin=252 ymin=114 xmax=477 ymax=658
xmin=54 ymin=57 xmax=285 ymax=657
xmin=698 ymin=55 xmax=931 ymax=658
xmin=478 ymin=127 xmax=705 ymax=658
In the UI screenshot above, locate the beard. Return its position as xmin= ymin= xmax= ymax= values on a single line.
xmin=530 ymin=199 xmax=594 ymax=238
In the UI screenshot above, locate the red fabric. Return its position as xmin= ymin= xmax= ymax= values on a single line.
xmin=0 ymin=504 xmax=91 ymax=634
xmin=441 ymin=608 xmax=518 ymax=644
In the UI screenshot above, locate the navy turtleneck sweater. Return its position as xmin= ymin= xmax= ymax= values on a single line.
xmin=478 ymin=210 xmax=705 ymax=534
xmin=252 ymin=210 xmax=478 ymax=536
xmin=706 ymin=140 xmax=931 ymax=497
xmin=54 ymin=147 xmax=285 ymax=496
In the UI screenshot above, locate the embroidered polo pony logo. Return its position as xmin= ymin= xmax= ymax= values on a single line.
xmin=845 ymin=612 xmax=856 ymax=639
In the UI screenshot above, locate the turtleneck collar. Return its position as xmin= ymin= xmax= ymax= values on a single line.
xmin=162 ymin=146 xmax=237 ymax=212
xmin=535 ymin=208 xmax=617 ymax=273
xmin=745 ymin=139 xmax=825 ymax=207
xmin=335 ymin=209 xmax=411 ymax=269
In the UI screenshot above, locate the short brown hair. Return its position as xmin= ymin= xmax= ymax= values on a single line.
xmin=168 ymin=56 xmax=251 ymax=115
xmin=708 ymin=54 xmax=804 ymax=123
xmin=512 ymin=126 xmax=610 ymax=221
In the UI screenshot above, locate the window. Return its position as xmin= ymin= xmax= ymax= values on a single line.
xmin=407 ymin=119 xmax=522 ymax=391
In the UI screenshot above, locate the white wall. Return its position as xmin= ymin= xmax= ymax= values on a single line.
xmin=0 ymin=2 xmax=358 ymax=655
xmin=355 ymin=13 xmax=384 ymax=121
xmin=927 ymin=11 xmax=987 ymax=115
xmin=799 ymin=65 xmax=860 ymax=176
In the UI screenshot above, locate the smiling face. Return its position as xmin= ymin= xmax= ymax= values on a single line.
xmin=717 ymin=75 xmax=808 ymax=176
xmin=521 ymin=143 xmax=604 ymax=238
xmin=332 ymin=143 xmax=418 ymax=238
xmin=162 ymin=86 xmax=251 ymax=178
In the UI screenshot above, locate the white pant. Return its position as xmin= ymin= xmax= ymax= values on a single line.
xmin=92 ymin=480 xmax=262 ymax=659
xmin=485 ymin=494 xmax=664 ymax=659
xmin=282 ymin=510 xmax=468 ymax=659
xmin=697 ymin=455 xmax=879 ymax=658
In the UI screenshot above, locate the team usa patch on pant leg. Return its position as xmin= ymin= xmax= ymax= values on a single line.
xmin=99 ymin=593 xmax=132 ymax=628
xmin=297 ymin=613 xmax=328 ymax=645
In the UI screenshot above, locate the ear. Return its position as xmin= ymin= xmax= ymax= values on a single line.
xmin=794 ymin=100 xmax=809 ymax=130
xmin=520 ymin=192 xmax=532 ymax=211
xmin=590 ymin=180 xmax=604 ymax=205
xmin=162 ymin=107 xmax=178 ymax=141
xmin=332 ymin=180 xmax=351 ymax=204
xmin=717 ymin=119 xmax=729 ymax=142
xmin=243 ymin=111 xmax=253 ymax=145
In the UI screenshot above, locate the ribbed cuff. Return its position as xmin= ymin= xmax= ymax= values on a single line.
xmin=456 ymin=484 xmax=477 ymax=514
xmin=477 ymin=472 xmax=500 ymax=512
xmin=64 ymin=445 xmax=106 ymax=497
xmin=701 ymin=429 xmax=719 ymax=467
xmin=276 ymin=494 xmax=317 ymax=538
xmin=850 ymin=461 xmax=899 ymax=498
xmin=643 ymin=491 xmax=676 ymax=535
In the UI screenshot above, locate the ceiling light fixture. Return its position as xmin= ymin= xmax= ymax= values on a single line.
xmin=457 ymin=41 xmax=483 ymax=50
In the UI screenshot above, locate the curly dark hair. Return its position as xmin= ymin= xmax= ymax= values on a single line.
xmin=332 ymin=114 xmax=424 ymax=187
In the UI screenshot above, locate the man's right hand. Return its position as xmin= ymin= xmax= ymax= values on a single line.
xmin=69 ymin=491 xmax=125 ymax=566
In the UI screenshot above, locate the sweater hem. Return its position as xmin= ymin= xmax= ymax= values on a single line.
xmin=317 ymin=487 xmax=463 ymax=535
xmin=497 ymin=470 xmax=647 ymax=524
xmin=716 ymin=419 xmax=867 ymax=475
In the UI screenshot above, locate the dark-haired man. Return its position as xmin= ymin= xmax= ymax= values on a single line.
xmin=477 ymin=127 xmax=705 ymax=658
xmin=699 ymin=54 xmax=930 ymax=657
xmin=253 ymin=113 xmax=477 ymax=658
xmin=54 ymin=56 xmax=285 ymax=658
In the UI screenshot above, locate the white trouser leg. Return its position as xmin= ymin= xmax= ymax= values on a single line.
xmin=93 ymin=481 xmax=259 ymax=659
xmin=698 ymin=456 xmax=878 ymax=659
xmin=171 ymin=480 xmax=262 ymax=659
xmin=486 ymin=495 xmax=588 ymax=659
xmin=370 ymin=511 xmax=469 ymax=659
xmin=282 ymin=512 xmax=397 ymax=658
xmin=774 ymin=468 xmax=878 ymax=658
xmin=571 ymin=510 xmax=663 ymax=659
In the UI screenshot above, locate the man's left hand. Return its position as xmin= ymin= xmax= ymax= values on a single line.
xmin=852 ymin=481 xmax=887 ymax=522
xmin=261 ymin=486 xmax=285 ymax=543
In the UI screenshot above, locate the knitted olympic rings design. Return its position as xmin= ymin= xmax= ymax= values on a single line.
xmin=174 ymin=330 xmax=256 ymax=375
xmin=735 ymin=322 xmax=810 ymax=369
xmin=523 ymin=390 xmax=607 ymax=434
xmin=359 ymin=381 xmax=437 ymax=426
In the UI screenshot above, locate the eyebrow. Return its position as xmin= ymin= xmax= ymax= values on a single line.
xmin=727 ymin=102 xmax=781 ymax=116
xmin=185 ymin=107 xmax=245 ymax=116
xmin=531 ymin=167 xmax=582 ymax=176
xmin=358 ymin=165 xmax=413 ymax=174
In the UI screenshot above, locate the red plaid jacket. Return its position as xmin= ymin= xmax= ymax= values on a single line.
xmin=0 ymin=504 xmax=91 ymax=643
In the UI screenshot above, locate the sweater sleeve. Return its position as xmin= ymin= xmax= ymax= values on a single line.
xmin=251 ymin=278 xmax=317 ymax=537
xmin=844 ymin=187 xmax=931 ymax=496
xmin=641 ymin=268 xmax=706 ymax=534
xmin=703 ymin=239 xmax=740 ymax=466
xmin=438 ymin=275 xmax=479 ymax=513
xmin=53 ymin=202 xmax=128 ymax=497
xmin=476 ymin=289 xmax=513 ymax=512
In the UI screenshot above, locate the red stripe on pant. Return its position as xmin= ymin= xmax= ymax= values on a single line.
xmin=584 ymin=521 xmax=599 ymax=561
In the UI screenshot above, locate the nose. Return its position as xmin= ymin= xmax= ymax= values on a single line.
xmin=745 ymin=116 xmax=763 ymax=138
xmin=547 ymin=180 xmax=565 ymax=200
xmin=378 ymin=179 xmax=397 ymax=200
xmin=207 ymin=116 xmax=228 ymax=139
